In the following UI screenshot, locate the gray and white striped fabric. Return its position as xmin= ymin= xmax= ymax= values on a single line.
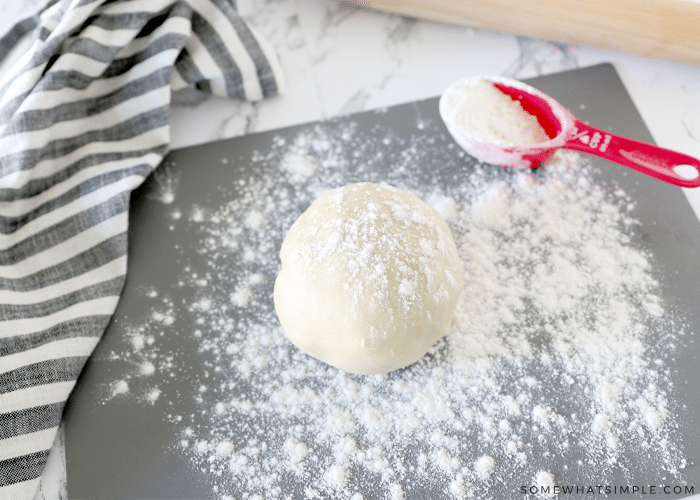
xmin=0 ymin=0 xmax=283 ymax=498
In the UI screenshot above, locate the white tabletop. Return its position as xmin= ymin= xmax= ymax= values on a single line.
xmin=2 ymin=0 xmax=699 ymax=498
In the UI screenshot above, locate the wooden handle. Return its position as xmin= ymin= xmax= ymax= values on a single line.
xmin=367 ymin=0 xmax=700 ymax=66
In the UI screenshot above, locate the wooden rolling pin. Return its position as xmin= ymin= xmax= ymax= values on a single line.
xmin=366 ymin=0 xmax=700 ymax=66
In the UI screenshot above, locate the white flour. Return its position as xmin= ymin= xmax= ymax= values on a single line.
xmin=440 ymin=78 xmax=550 ymax=145
xmin=105 ymin=116 xmax=690 ymax=499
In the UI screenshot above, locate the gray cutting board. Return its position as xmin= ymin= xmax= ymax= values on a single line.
xmin=63 ymin=64 xmax=700 ymax=499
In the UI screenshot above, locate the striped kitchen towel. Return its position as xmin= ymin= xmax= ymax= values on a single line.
xmin=0 ymin=0 xmax=284 ymax=498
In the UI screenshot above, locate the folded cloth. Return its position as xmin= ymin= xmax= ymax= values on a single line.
xmin=0 ymin=0 xmax=284 ymax=498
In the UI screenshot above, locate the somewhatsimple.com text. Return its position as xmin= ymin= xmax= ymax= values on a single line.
xmin=520 ymin=484 xmax=694 ymax=496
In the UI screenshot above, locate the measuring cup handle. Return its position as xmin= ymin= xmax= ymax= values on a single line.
xmin=563 ymin=120 xmax=700 ymax=188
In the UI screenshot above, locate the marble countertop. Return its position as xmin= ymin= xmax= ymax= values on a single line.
xmin=2 ymin=0 xmax=698 ymax=499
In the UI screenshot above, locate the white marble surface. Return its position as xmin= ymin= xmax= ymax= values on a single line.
xmin=2 ymin=1 xmax=699 ymax=499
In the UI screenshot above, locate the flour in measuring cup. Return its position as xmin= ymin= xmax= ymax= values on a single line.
xmin=440 ymin=77 xmax=550 ymax=145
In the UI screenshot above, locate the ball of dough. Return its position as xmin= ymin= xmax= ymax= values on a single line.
xmin=274 ymin=182 xmax=463 ymax=375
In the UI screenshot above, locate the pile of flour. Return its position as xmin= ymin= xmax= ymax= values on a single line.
xmin=106 ymin=117 xmax=689 ymax=499
xmin=440 ymin=78 xmax=550 ymax=145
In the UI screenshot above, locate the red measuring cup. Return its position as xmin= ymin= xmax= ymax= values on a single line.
xmin=439 ymin=76 xmax=700 ymax=188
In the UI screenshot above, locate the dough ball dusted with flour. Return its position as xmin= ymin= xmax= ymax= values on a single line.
xmin=274 ymin=182 xmax=463 ymax=375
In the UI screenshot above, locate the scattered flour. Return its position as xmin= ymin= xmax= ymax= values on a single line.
xmin=104 ymin=117 xmax=690 ymax=499
xmin=110 ymin=380 xmax=129 ymax=397
xmin=281 ymin=153 xmax=319 ymax=180
xmin=536 ymin=470 xmax=555 ymax=498
xmin=140 ymin=361 xmax=155 ymax=375
xmin=150 ymin=163 xmax=180 ymax=204
xmin=475 ymin=455 xmax=495 ymax=480
xmin=427 ymin=191 xmax=459 ymax=220
xmin=146 ymin=387 xmax=161 ymax=404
